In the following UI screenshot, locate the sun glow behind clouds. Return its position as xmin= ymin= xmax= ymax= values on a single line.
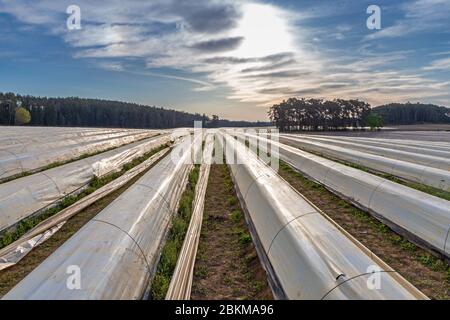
xmin=230 ymin=3 xmax=294 ymax=58
xmin=2 ymin=0 xmax=449 ymax=120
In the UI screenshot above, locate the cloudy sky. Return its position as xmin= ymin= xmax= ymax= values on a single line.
xmin=0 ymin=0 xmax=449 ymax=121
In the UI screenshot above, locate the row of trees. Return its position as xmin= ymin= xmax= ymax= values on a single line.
xmin=0 ymin=93 xmax=270 ymax=128
xmin=268 ymin=98 xmax=376 ymax=131
xmin=372 ymin=103 xmax=450 ymax=125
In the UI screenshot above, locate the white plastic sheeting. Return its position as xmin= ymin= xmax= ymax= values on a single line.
xmin=377 ymin=130 xmax=450 ymax=143
xmin=301 ymin=135 xmax=450 ymax=155
xmin=0 ymin=127 xmax=163 ymax=149
xmin=0 ymin=148 xmax=170 ymax=271
xmin=1 ymin=127 xmax=146 ymax=150
xmin=0 ymin=134 xmax=171 ymax=233
xmin=0 ymin=223 xmax=66 ymax=271
xmin=282 ymin=135 xmax=450 ymax=171
xmin=0 ymin=127 xmax=116 ymax=145
xmin=221 ymin=132 xmax=425 ymax=300
xmin=279 ymin=135 xmax=450 ymax=191
xmin=0 ymin=127 xmax=161 ymax=180
xmin=244 ymin=133 xmax=450 ymax=259
xmin=166 ymin=134 xmax=214 ymax=300
xmin=3 ymin=135 xmax=201 ymax=300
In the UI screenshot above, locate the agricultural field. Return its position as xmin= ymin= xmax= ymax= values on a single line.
xmin=2 ymin=0 xmax=449 ymax=312
xmin=0 ymin=126 xmax=449 ymax=300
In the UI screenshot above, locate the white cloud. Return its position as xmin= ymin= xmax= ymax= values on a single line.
xmin=1 ymin=0 xmax=449 ymax=112
xmin=365 ymin=0 xmax=450 ymax=40
xmin=65 ymin=24 xmax=149 ymax=48
xmin=423 ymin=57 xmax=450 ymax=70
xmin=430 ymin=50 xmax=450 ymax=56
xmin=96 ymin=61 xmax=124 ymax=72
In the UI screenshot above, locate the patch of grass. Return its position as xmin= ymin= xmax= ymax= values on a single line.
xmin=218 ymin=151 xmax=254 ymax=246
xmin=150 ymin=164 xmax=201 ymax=300
xmin=252 ymin=281 xmax=264 ymax=292
xmin=238 ymin=232 xmax=252 ymax=245
xmin=0 ymin=143 xmax=169 ymax=249
xmin=377 ymin=223 xmax=390 ymax=234
xmin=232 ymin=226 xmax=252 ymax=245
xmin=400 ymin=240 xmax=417 ymax=252
xmin=230 ymin=209 xmax=242 ymax=223
xmin=227 ymin=196 xmax=237 ymax=206
xmin=195 ymin=265 xmax=208 ymax=279
xmin=178 ymin=194 xmax=193 ymax=220
xmin=150 ymin=275 xmax=170 ymax=300
xmin=389 ymin=234 xmax=402 ymax=245
xmin=224 ymin=179 xmax=234 ymax=193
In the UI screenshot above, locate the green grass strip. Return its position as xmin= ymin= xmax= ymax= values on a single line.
xmin=151 ymin=164 xmax=200 ymax=300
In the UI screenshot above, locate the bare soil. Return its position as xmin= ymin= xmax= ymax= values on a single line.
xmin=278 ymin=161 xmax=450 ymax=300
xmin=191 ymin=164 xmax=273 ymax=300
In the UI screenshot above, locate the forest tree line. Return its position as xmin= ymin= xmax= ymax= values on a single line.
xmin=0 ymin=92 xmax=270 ymax=129
xmin=372 ymin=103 xmax=450 ymax=125
xmin=268 ymin=98 xmax=450 ymax=131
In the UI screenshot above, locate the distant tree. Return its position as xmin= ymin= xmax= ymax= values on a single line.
xmin=0 ymin=94 xmax=17 ymax=125
xmin=268 ymin=98 xmax=371 ymax=132
xmin=14 ymin=107 xmax=31 ymax=125
xmin=202 ymin=113 xmax=208 ymax=127
xmin=364 ymin=112 xmax=383 ymax=130
xmin=211 ymin=114 xmax=220 ymax=128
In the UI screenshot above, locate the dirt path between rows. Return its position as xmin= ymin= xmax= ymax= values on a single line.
xmin=191 ymin=164 xmax=273 ymax=300
xmin=278 ymin=161 xmax=450 ymax=300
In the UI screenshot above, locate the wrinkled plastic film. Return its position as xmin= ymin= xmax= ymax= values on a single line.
xmin=221 ymin=132 xmax=424 ymax=300
xmin=3 ymin=135 xmax=200 ymax=300
xmin=283 ymin=134 xmax=450 ymax=171
xmin=0 ymin=127 xmax=160 ymax=180
xmin=0 ymin=148 xmax=170 ymax=271
xmin=0 ymin=134 xmax=171 ymax=232
xmin=166 ymin=133 xmax=214 ymax=300
xmin=280 ymin=135 xmax=450 ymax=191
xmin=244 ymin=133 xmax=450 ymax=258
xmin=298 ymin=134 xmax=450 ymax=156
